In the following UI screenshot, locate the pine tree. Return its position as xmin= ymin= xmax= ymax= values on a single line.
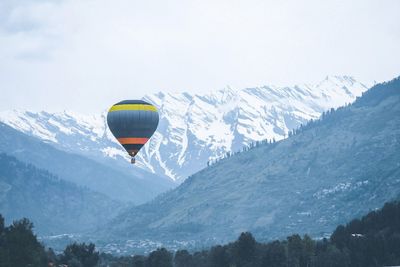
xmin=209 ymin=245 xmax=229 ymax=267
xmin=146 ymin=248 xmax=173 ymax=267
xmin=0 ymin=217 xmax=47 ymax=267
xmin=60 ymin=242 xmax=99 ymax=267
xmin=233 ymin=232 xmax=256 ymax=266
xmin=174 ymin=250 xmax=193 ymax=267
xmin=261 ymin=240 xmax=286 ymax=267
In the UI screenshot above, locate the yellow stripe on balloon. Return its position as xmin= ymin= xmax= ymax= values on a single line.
xmin=109 ymin=104 xmax=157 ymax=112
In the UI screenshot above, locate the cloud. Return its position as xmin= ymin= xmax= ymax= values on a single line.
xmin=0 ymin=0 xmax=399 ymax=112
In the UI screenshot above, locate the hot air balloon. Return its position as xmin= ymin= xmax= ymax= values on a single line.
xmin=107 ymin=100 xmax=159 ymax=164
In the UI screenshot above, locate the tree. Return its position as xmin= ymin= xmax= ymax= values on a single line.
xmin=330 ymin=225 xmax=348 ymax=249
xmin=301 ymin=235 xmax=315 ymax=267
xmin=174 ymin=249 xmax=193 ymax=267
xmin=0 ymin=217 xmax=47 ymax=267
xmin=287 ymin=234 xmax=303 ymax=267
xmin=233 ymin=232 xmax=256 ymax=266
xmin=132 ymin=255 xmax=146 ymax=267
xmin=60 ymin=243 xmax=99 ymax=267
xmin=0 ymin=214 xmax=8 ymax=267
xmin=209 ymin=245 xmax=229 ymax=267
xmin=314 ymin=244 xmax=349 ymax=267
xmin=146 ymin=248 xmax=173 ymax=267
xmin=261 ymin=241 xmax=286 ymax=267
xmin=0 ymin=215 xmax=4 ymax=234
xmin=192 ymin=251 xmax=209 ymax=267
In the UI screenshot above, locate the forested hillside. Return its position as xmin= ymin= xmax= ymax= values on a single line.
xmin=0 ymin=154 xmax=122 ymax=235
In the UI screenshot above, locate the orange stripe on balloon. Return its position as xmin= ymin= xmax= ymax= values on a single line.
xmin=117 ymin=137 xmax=149 ymax=144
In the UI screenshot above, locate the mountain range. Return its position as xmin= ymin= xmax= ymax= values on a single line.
xmin=2 ymin=75 xmax=392 ymax=254
xmin=0 ymin=76 xmax=370 ymax=182
xmin=94 ymin=77 xmax=400 ymax=254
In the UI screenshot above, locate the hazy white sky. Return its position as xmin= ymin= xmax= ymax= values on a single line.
xmin=0 ymin=0 xmax=399 ymax=113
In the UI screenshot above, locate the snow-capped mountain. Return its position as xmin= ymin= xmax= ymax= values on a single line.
xmin=99 ymin=76 xmax=400 ymax=251
xmin=0 ymin=76 xmax=370 ymax=182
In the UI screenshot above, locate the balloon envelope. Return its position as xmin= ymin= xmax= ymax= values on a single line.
xmin=107 ymin=100 xmax=159 ymax=157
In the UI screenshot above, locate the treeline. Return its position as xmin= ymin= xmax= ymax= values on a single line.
xmin=207 ymin=137 xmax=278 ymax=167
xmin=101 ymin=201 xmax=400 ymax=267
xmin=1 ymin=200 xmax=400 ymax=266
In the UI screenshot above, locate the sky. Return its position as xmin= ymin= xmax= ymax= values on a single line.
xmin=0 ymin=0 xmax=399 ymax=113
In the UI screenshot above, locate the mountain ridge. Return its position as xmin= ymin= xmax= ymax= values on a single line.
xmin=0 ymin=76 xmax=370 ymax=182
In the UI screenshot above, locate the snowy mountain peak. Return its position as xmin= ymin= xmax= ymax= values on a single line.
xmin=0 ymin=77 xmax=369 ymax=182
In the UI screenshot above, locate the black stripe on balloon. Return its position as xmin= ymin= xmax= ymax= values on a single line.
xmin=122 ymin=144 xmax=145 ymax=151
